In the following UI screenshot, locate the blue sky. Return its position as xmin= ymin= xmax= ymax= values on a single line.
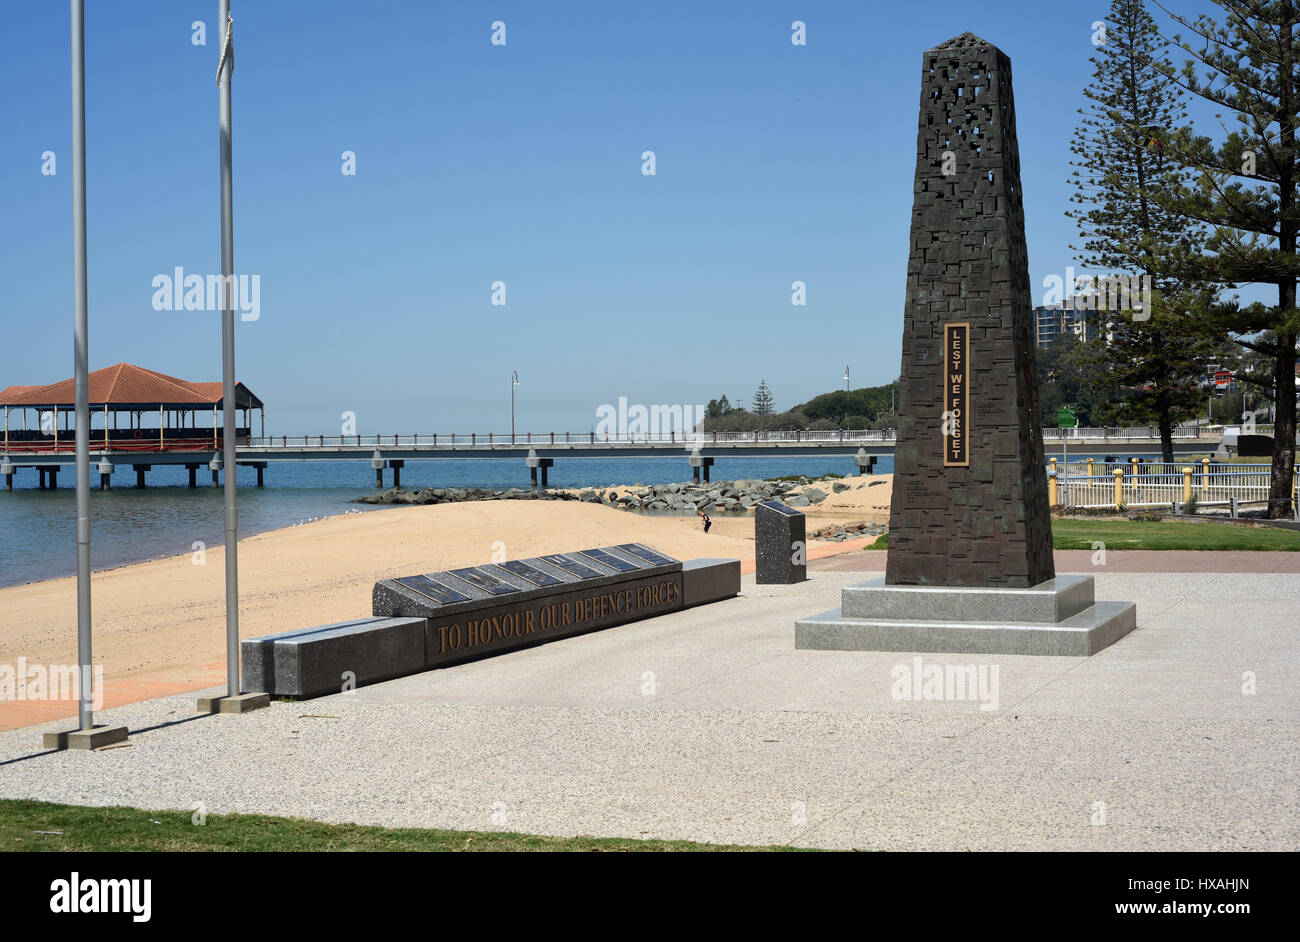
xmin=0 ymin=0 xmax=1229 ymax=434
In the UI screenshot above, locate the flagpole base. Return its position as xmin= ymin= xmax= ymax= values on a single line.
xmin=43 ymin=724 xmax=129 ymax=751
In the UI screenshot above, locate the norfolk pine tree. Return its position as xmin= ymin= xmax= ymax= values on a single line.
xmin=1149 ymin=0 xmax=1300 ymax=517
xmin=1068 ymin=0 xmax=1214 ymax=463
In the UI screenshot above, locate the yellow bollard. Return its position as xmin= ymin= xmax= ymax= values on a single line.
xmin=1182 ymin=467 xmax=1193 ymax=506
xmin=1202 ymin=457 xmax=1211 ymax=502
xmin=1113 ymin=468 xmax=1124 ymax=509
xmin=1049 ymin=470 xmax=1058 ymax=506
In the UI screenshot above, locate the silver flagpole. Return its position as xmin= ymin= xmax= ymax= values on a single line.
xmin=219 ymin=0 xmax=239 ymax=698
xmin=71 ymin=0 xmax=92 ymax=731
xmin=197 ymin=1 xmax=264 ymax=715
xmin=49 ymin=0 xmax=128 ymax=749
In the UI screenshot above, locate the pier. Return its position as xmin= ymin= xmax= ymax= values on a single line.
xmin=1 ymin=426 xmax=1225 ymax=489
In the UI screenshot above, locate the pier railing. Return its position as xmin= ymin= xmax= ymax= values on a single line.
xmin=0 ymin=433 xmax=247 ymax=454
xmin=1 ymin=425 xmax=1231 ymax=455
xmin=241 ymin=430 xmax=901 ymax=448
xmin=237 ymin=425 xmax=1222 ymax=449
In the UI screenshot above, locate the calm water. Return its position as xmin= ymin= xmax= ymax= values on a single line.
xmin=0 ymin=455 xmax=891 ymax=588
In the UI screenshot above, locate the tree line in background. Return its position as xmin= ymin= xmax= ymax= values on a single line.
xmin=700 ymin=379 xmax=900 ymax=433
xmin=1064 ymin=0 xmax=1298 ymax=517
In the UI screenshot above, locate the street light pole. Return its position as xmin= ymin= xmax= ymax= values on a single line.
xmin=511 ymin=370 xmax=519 ymax=443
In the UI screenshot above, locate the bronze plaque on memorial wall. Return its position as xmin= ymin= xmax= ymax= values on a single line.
xmin=943 ymin=322 xmax=970 ymax=468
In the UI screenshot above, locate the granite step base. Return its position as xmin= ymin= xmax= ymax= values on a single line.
xmin=796 ymin=576 xmax=1137 ymax=657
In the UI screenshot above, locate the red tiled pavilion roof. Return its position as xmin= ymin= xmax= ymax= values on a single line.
xmin=0 ymin=363 xmax=262 ymax=409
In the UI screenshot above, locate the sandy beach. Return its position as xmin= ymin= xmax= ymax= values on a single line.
xmin=0 ymin=476 xmax=893 ymax=730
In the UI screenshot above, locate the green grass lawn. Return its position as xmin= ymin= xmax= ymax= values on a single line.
xmin=864 ymin=519 xmax=1300 ymax=551
xmin=0 ymin=799 xmax=806 ymax=852
xmin=1050 ymin=518 xmax=1300 ymax=550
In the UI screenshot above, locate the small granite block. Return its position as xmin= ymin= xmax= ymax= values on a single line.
xmin=241 ymin=616 xmax=427 ymax=699
xmin=682 ymin=558 xmax=741 ymax=607
xmin=755 ymin=501 xmax=807 ymax=585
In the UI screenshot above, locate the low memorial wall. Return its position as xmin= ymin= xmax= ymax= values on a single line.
xmin=241 ymin=544 xmax=739 ymax=698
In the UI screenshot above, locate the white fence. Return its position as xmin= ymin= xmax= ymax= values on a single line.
xmin=1052 ymin=460 xmax=1296 ymax=510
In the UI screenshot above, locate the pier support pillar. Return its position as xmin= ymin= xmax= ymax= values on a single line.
xmin=212 ymin=469 xmax=220 ymax=488
xmin=256 ymin=464 xmax=265 ymax=487
xmin=48 ymin=467 xmax=58 ymax=489
xmin=135 ymin=467 xmax=147 ymax=489
xmin=187 ymin=464 xmax=198 ymax=488
xmin=375 ymin=466 xmax=384 ymax=487
xmin=525 ymin=450 xmax=553 ymax=488
xmin=97 ymin=460 xmax=113 ymax=491
xmin=688 ymin=452 xmax=713 ymax=484
xmin=100 ymin=472 xmax=110 ymax=490
xmin=2 ymin=463 xmax=13 ymax=491
xmin=38 ymin=469 xmax=46 ymax=489
xmin=389 ymin=460 xmax=403 ymax=488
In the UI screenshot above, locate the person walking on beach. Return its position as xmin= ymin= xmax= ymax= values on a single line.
xmin=699 ymin=510 xmax=711 ymax=534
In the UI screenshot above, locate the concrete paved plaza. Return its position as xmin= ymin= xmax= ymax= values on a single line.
xmin=2 ymin=560 xmax=1297 ymax=850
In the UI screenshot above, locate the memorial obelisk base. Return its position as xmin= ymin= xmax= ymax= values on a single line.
xmin=796 ymin=574 xmax=1135 ymax=656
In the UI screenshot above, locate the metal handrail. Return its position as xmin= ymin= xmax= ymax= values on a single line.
xmin=6 ymin=426 xmax=1256 ymax=455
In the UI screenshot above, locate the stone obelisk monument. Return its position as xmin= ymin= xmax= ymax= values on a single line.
xmin=885 ymin=31 xmax=1053 ymax=589
xmin=796 ymin=33 xmax=1136 ymax=656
